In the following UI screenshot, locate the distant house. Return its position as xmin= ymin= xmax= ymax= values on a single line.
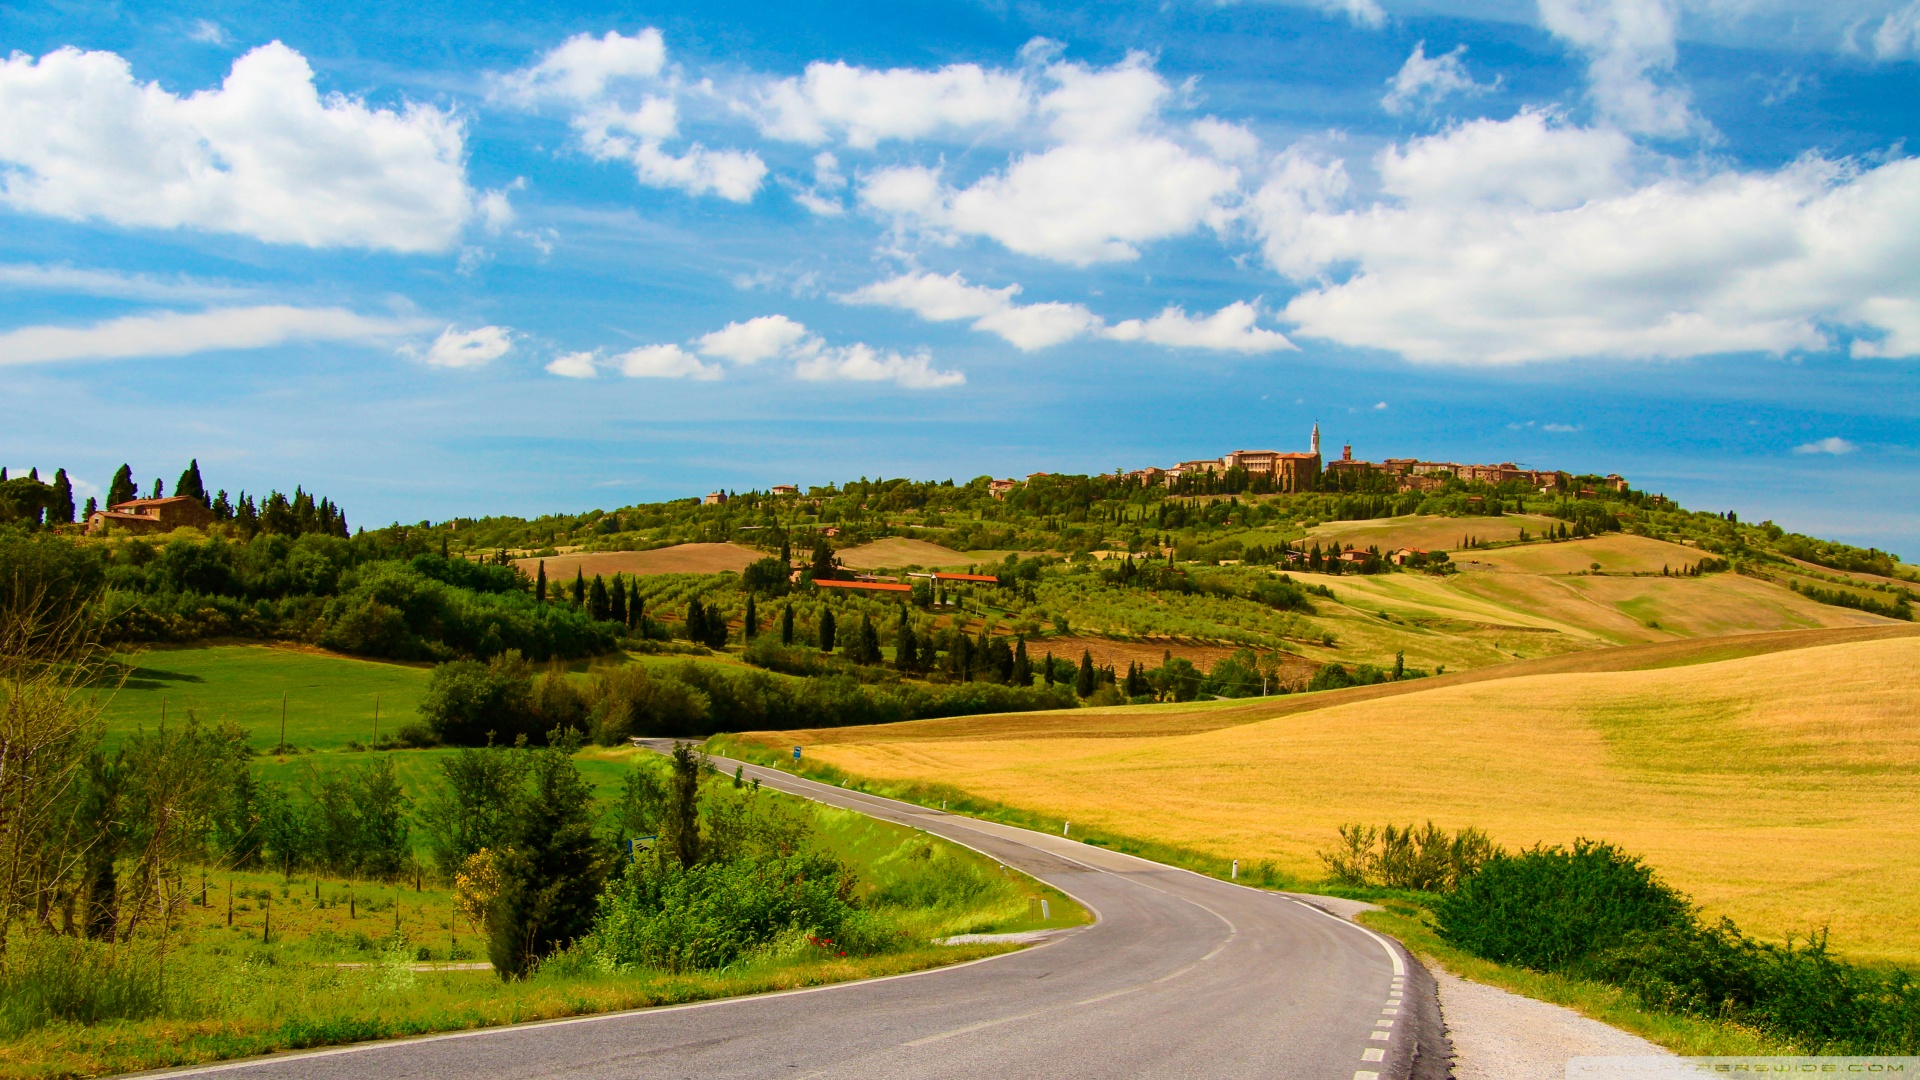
xmin=988 ymin=478 xmax=1019 ymax=498
xmin=1337 ymin=550 xmax=1372 ymax=564
xmin=85 ymin=496 xmax=214 ymax=536
xmin=1389 ymin=548 xmax=1426 ymax=566
xmin=769 ymin=484 xmax=799 ymax=496
xmin=704 ymin=491 xmax=728 ymax=505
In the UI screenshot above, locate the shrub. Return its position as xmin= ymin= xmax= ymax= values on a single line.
xmin=1319 ymin=822 xmax=1497 ymax=891
xmin=0 ymin=936 xmax=169 ymax=1036
xmin=1434 ymin=839 xmax=1692 ymax=971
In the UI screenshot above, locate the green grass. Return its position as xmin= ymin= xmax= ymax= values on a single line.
xmin=0 ymin=764 xmax=1087 ymax=1080
xmin=93 ymin=645 xmax=432 ymax=752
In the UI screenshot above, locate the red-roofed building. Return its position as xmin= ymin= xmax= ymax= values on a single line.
xmin=85 ymin=496 xmax=214 ymax=536
xmin=813 ymin=579 xmax=912 ymax=594
xmin=932 ymin=572 xmax=1000 ymax=583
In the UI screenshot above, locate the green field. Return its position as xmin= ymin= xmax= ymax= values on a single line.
xmin=95 ymin=644 xmax=434 ymax=752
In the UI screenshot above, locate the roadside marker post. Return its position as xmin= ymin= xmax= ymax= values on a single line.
xmin=1063 ymin=821 xmax=1070 ymax=836
xmin=1232 ymin=860 xmax=1239 ymax=880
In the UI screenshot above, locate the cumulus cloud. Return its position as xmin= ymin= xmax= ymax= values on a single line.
xmin=417 ymin=325 xmax=513 ymax=368
xmin=695 ymin=314 xmax=813 ymax=363
xmin=0 ymin=305 xmax=431 ymax=365
xmin=857 ymin=53 xmax=1244 ymax=265
xmin=1382 ymin=43 xmax=1495 ymax=115
xmin=500 ymin=29 xmax=765 ymax=202
xmin=1104 ymin=302 xmax=1295 ymax=353
xmin=1795 ymin=436 xmax=1858 ymax=455
xmin=1538 ymin=0 xmax=1700 ymax=136
xmin=1250 ymin=109 xmax=1920 ymax=364
xmin=615 ymin=343 xmax=723 ymax=380
xmin=0 ymin=43 xmax=476 ymax=252
xmin=545 ymin=350 xmax=600 ymax=378
xmin=754 ymin=61 xmax=1029 ymax=147
xmin=794 ymin=343 xmax=964 ymax=389
xmin=843 ymin=271 xmax=1291 ymax=353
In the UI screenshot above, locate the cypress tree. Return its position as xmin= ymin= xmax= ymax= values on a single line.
xmin=633 ymin=597 xmax=646 ymax=636
xmin=107 ymin=464 xmax=136 ymax=508
xmin=810 ymin=540 xmax=836 ymax=581
xmin=1075 ymin=650 xmax=1097 ymax=697
xmin=659 ymin=743 xmax=702 ymax=868
xmin=49 ymin=469 xmax=74 ymax=525
xmin=896 ymin=621 xmax=916 ymax=672
xmin=818 ymin=608 xmax=836 ymax=652
xmin=82 ymin=496 xmax=97 ymax=520
xmin=685 ymin=598 xmax=708 ymax=644
xmin=781 ymin=604 xmax=795 ymax=645
xmin=536 ymin=561 xmax=547 ymax=603
xmin=571 ymin=568 xmax=586 ymax=606
xmin=589 ymin=575 xmax=611 ymax=622
xmin=489 ymin=731 xmax=604 ymax=980
xmin=779 ymin=537 xmax=792 ymax=565
xmin=1012 ymin=636 xmax=1031 ymax=687
xmin=148 ymin=478 xmax=164 ymax=499
xmin=610 ymin=576 xmax=628 ymax=627
xmin=1044 ymin=652 xmax=1054 ymax=686
xmin=175 ymin=459 xmax=207 ymax=506
xmin=857 ymin=613 xmax=879 ymax=665
xmin=705 ymin=605 xmax=729 ymax=650
xmin=743 ymin=594 xmax=757 ymax=639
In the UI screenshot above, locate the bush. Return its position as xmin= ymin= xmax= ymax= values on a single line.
xmin=0 ymin=936 xmax=169 ymax=1036
xmin=1434 ymin=839 xmax=1692 ymax=971
xmin=1320 ymin=821 xmax=1498 ymax=891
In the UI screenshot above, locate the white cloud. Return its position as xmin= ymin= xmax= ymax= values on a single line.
xmin=496 ymin=30 xmax=665 ymax=105
xmin=857 ymin=53 xmax=1244 ymax=265
xmin=1867 ymin=1 xmax=1920 ymax=58
xmin=0 ymin=263 xmax=254 ymax=303
xmin=502 ymin=29 xmax=766 ymax=203
xmin=844 ymin=271 xmax=1293 ymax=353
xmin=0 ymin=43 xmax=475 ymax=252
xmin=695 ymin=314 xmax=813 ymax=363
xmin=1252 ymin=110 xmax=1920 ymax=364
xmin=1374 ymin=400 xmax=1389 ymax=409
xmin=1538 ymin=0 xmax=1701 ymax=136
xmin=546 ymin=350 xmax=600 ymax=378
xmin=616 ymin=343 xmax=722 ymax=380
xmin=794 ymin=343 xmax=964 ymax=389
xmin=1382 ymin=42 xmax=1495 ymax=114
xmin=188 ymin=20 xmax=231 ymax=46
xmin=754 ymin=61 xmax=1029 ymax=148
xmin=1321 ymin=0 xmax=1387 ymax=28
xmin=418 ymin=325 xmax=513 ymax=368
xmin=0 ymin=305 xmax=430 ymax=365
xmin=1795 ymin=436 xmax=1858 ymax=455
xmin=1104 ymin=302 xmax=1296 ymax=353
xmin=1544 ymin=422 xmax=1581 ymax=432
xmin=842 ymin=271 xmax=1099 ymax=350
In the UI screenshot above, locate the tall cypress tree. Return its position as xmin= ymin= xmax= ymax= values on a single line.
xmin=685 ymin=598 xmax=708 ymax=644
xmin=705 ymin=605 xmax=729 ymax=649
xmin=148 ymin=478 xmax=164 ymax=499
xmin=571 ymin=568 xmax=586 ymax=606
xmin=536 ymin=561 xmax=548 ymax=603
xmin=1012 ymin=636 xmax=1031 ymax=687
xmin=1044 ymin=652 xmax=1055 ymax=686
xmin=857 ymin=613 xmax=879 ymax=665
xmin=49 ymin=469 xmax=75 ymax=525
xmin=633 ymin=597 xmax=645 ymax=635
xmin=810 ymin=540 xmax=836 ymax=581
xmin=489 ymin=732 xmax=605 ymax=980
xmin=175 ymin=459 xmax=207 ymax=506
xmin=781 ymin=604 xmax=795 ymax=645
xmin=817 ymin=608 xmax=836 ymax=652
xmin=610 ymin=576 xmax=628 ymax=627
xmin=742 ymin=594 xmax=757 ymax=639
xmin=106 ymin=463 xmax=135 ymax=504
xmin=1075 ymin=650 xmax=1097 ymax=697
xmin=589 ymin=575 xmax=611 ymax=622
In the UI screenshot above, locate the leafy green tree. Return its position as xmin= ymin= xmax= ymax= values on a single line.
xmin=48 ymin=469 xmax=74 ymax=525
xmin=1075 ymin=649 xmax=1097 ymax=697
xmin=107 ymin=464 xmax=136 ymax=508
xmin=490 ymin=730 xmax=605 ymax=979
xmin=781 ymin=604 xmax=795 ymax=645
xmin=354 ymin=755 xmax=412 ymax=879
xmin=818 ymin=608 xmax=836 ymax=652
xmin=742 ymin=557 xmax=789 ymax=595
xmin=809 ymin=540 xmax=837 ymax=581
xmin=420 ymin=745 xmax=531 ymax=876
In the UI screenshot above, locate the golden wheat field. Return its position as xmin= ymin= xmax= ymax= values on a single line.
xmin=511 ymin=542 xmax=763 ymax=579
xmin=1461 ymin=533 xmax=1710 ymax=576
xmin=771 ymin=636 xmax=1920 ymax=965
xmin=1307 ymin=513 xmax=1563 ymax=553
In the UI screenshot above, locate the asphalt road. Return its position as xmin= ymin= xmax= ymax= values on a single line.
xmin=159 ymin=748 xmax=1450 ymax=1080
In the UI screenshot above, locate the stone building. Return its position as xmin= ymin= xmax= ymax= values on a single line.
xmin=85 ymin=496 xmax=215 ymax=536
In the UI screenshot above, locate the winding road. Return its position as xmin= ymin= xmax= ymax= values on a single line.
xmin=160 ymin=748 xmax=1451 ymax=1079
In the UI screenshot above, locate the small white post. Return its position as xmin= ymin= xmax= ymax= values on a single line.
xmin=1041 ymin=899 xmax=1050 ymax=920
xmin=1232 ymin=859 xmax=1239 ymax=880
xmin=1063 ymin=821 xmax=1070 ymax=836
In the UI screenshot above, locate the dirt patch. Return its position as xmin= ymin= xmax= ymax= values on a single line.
xmin=512 ymin=543 xmax=764 ymax=579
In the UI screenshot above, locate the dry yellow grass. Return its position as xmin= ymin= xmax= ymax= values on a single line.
xmin=834 ymin=537 xmax=972 ymax=568
xmin=1309 ymin=513 xmax=1563 ymax=553
xmin=778 ymin=636 xmax=1920 ymax=964
xmin=1463 ymin=534 xmax=1710 ymax=576
xmin=511 ymin=543 xmax=762 ymax=578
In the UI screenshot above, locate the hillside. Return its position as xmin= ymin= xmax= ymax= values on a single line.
xmin=737 ymin=629 xmax=1920 ymax=965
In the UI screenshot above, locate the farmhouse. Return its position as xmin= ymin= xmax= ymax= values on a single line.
xmin=769 ymin=484 xmax=799 ymax=496
xmin=85 ymin=496 xmax=214 ymax=536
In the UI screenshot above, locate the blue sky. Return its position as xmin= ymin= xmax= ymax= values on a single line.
xmin=3 ymin=0 xmax=1917 ymax=553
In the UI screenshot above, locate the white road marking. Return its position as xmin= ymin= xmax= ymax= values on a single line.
xmin=1291 ymin=899 xmax=1406 ymax=977
xmin=1369 ymin=1031 xmax=1391 ymax=1041
xmin=1362 ymin=1048 xmax=1386 ymax=1062
xmin=1356 ymin=1071 xmax=1381 ymax=1080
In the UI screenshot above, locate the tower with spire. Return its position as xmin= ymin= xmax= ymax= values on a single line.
xmin=1310 ymin=422 xmax=1321 ymax=458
